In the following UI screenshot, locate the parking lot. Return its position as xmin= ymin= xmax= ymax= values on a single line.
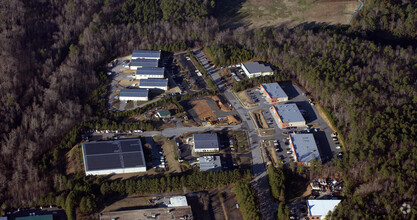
xmin=174 ymin=53 xmax=207 ymax=91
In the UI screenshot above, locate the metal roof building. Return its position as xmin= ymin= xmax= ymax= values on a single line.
xmin=260 ymin=83 xmax=288 ymax=103
xmin=130 ymin=59 xmax=159 ymax=69
xmin=193 ymin=133 xmax=220 ymax=153
xmin=82 ymin=139 xmax=146 ymax=175
xmin=119 ymin=89 xmax=149 ymax=101
xmin=132 ymin=50 xmax=161 ymax=60
xmin=271 ymin=103 xmax=306 ymax=128
xmin=289 ymin=133 xmax=321 ymax=165
xmin=199 ymin=156 xmax=222 ymax=171
xmin=134 ymin=67 xmax=165 ymax=79
xmin=139 ymin=78 xmax=168 ymax=90
xmin=307 ymin=200 xmax=341 ymax=220
xmin=241 ymin=62 xmax=273 ymax=78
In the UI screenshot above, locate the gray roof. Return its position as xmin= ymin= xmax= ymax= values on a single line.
xmin=132 ymin=50 xmax=161 ymax=59
xmin=290 ymin=133 xmax=321 ymax=162
xmin=120 ymin=89 xmax=149 ymax=97
xmin=193 ymin=133 xmax=219 ymax=149
xmin=140 ymin=78 xmax=168 ymax=88
xmin=262 ymin=83 xmax=288 ymax=99
xmin=274 ymin=103 xmax=305 ymax=123
xmin=130 ymin=59 xmax=159 ymax=67
xmin=136 ymin=67 xmax=165 ymax=76
xmin=199 ymin=156 xmax=222 ymax=171
xmin=242 ymin=62 xmax=272 ymax=74
xmin=82 ymin=139 xmax=146 ymax=172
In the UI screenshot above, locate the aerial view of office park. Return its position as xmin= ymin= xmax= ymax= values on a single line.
xmin=2 ymin=0 xmax=417 ymax=220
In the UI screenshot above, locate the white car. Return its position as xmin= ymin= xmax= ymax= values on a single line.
xmin=287 ymin=151 xmax=292 ymax=154
xmin=336 ymin=145 xmax=342 ymax=149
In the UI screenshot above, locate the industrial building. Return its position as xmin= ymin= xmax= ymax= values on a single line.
xmin=307 ymin=200 xmax=341 ymax=220
xmin=199 ymin=156 xmax=222 ymax=171
xmin=260 ymin=82 xmax=288 ymax=103
xmin=132 ymin=50 xmax=161 ymax=60
xmin=193 ymin=133 xmax=220 ymax=153
xmin=134 ymin=67 xmax=165 ymax=79
xmin=139 ymin=78 xmax=168 ymax=90
xmin=82 ymin=139 xmax=146 ymax=175
xmin=130 ymin=59 xmax=159 ymax=70
xmin=119 ymin=89 xmax=149 ymax=101
xmin=168 ymin=196 xmax=189 ymax=207
xmin=271 ymin=103 xmax=306 ymax=128
xmin=289 ymin=133 xmax=321 ymax=165
xmin=241 ymin=62 xmax=273 ymax=78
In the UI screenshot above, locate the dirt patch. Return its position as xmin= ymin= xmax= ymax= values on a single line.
xmin=153 ymin=136 xmax=182 ymax=173
xmin=266 ymin=146 xmax=280 ymax=167
xmin=210 ymin=95 xmax=233 ymax=112
xmin=209 ymin=186 xmax=243 ymax=220
xmin=102 ymin=196 xmax=152 ymax=212
xmin=119 ymin=79 xmax=140 ymax=86
xmin=251 ymin=109 xmax=269 ymax=129
xmin=218 ymin=0 xmax=358 ymax=30
xmin=66 ymin=144 xmax=84 ymax=175
xmin=226 ymin=115 xmax=240 ymax=125
xmin=236 ymin=90 xmax=257 ymax=108
xmin=190 ymin=99 xmax=218 ymax=122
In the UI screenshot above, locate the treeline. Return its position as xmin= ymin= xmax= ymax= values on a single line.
xmin=205 ymin=44 xmax=254 ymax=66
xmin=36 ymin=170 xmax=249 ymax=219
xmin=267 ymin=166 xmax=286 ymax=201
xmin=117 ymin=0 xmax=215 ymax=25
xmin=353 ymin=0 xmax=417 ymax=39
xmin=233 ymin=181 xmax=261 ymax=220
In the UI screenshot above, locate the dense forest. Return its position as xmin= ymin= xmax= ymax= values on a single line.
xmin=0 ymin=0 xmax=417 ymax=219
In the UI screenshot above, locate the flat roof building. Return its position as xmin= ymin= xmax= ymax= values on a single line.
xmin=289 ymin=133 xmax=321 ymax=165
xmin=307 ymin=200 xmax=341 ymax=220
xmin=82 ymin=139 xmax=146 ymax=175
xmin=241 ymin=62 xmax=273 ymax=78
xmin=193 ymin=133 xmax=220 ymax=153
xmin=134 ymin=67 xmax=165 ymax=79
xmin=119 ymin=89 xmax=149 ymax=101
xmin=132 ymin=50 xmax=161 ymax=60
xmin=130 ymin=59 xmax=159 ymax=70
xmin=199 ymin=156 xmax=222 ymax=171
xmin=271 ymin=103 xmax=306 ymax=128
xmin=260 ymin=83 xmax=288 ymax=103
xmin=168 ymin=196 xmax=188 ymax=207
xmin=139 ymin=78 xmax=168 ymax=90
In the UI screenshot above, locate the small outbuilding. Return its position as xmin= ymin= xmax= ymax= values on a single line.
xmin=157 ymin=110 xmax=171 ymax=118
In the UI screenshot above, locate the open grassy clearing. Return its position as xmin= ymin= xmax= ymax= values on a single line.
xmin=217 ymin=0 xmax=359 ymax=29
xmin=153 ymin=135 xmax=182 ymax=173
xmin=102 ymin=196 xmax=152 ymax=212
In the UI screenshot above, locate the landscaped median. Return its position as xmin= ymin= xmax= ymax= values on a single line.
xmin=249 ymin=109 xmax=275 ymax=137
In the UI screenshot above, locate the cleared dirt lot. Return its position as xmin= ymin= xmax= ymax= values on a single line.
xmin=236 ymin=90 xmax=257 ymax=108
xmin=251 ymin=109 xmax=269 ymax=129
xmin=217 ymin=0 xmax=359 ymax=29
xmin=190 ymin=99 xmax=217 ymax=122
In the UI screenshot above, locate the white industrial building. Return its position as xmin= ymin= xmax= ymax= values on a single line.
xmin=307 ymin=200 xmax=341 ymax=220
xmin=168 ymin=196 xmax=189 ymax=207
xmin=289 ymin=133 xmax=321 ymax=166
xmin=134 ymin=67 xmax=165 ymax=79
xmin=199 ymin=156 xmax=222 ymax=171
xmin=260 ymin=82 xmax=288 ymax=103
xmin=119 ymin=89 xmax=149 ymax=101
xmin=130 ymin=59 xmax=159 ymax=70
xmin=82 ymin=139 xmax=146 ymax=175
xmin=132 ymin=50 xmax=161 ymax=60
xmin=139 ymin=78 xmax=168 ymax=90
xmin=193 ymin=133 xmax=220 ymax=153
xmin=271 ymin=103 xmax=306 ymax=128
xmin=241 ymin=62 xmax=273 ymax=78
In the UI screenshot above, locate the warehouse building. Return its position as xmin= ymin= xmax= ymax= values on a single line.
xmin=134 ymin=67 xmax=165 ymax=79
xmin=132 ymin=50 xmax=161 ymax=60
xmin=289 ymin=133 xmax=321 ymax=166
xmin=307 ymin=200 xmax=341 ymax=220
xmin=241 ymin=62 xmax=273 ymax=78
xmin=260 ymin=82 xmax=288 ymax=103
xmin=139 ymin=78 xmax=168 ymax=90
xmin=82 ymin=139 xmax=146 ymax=175
xmin=168 ymin=196 xmax=189 ymax=207
xmin=193 ymin=133 xmax=220 ymax=153
xmin=199 ymin=156 xmax=222 ymax=171
xmin=119 ymin=89 xmax=149 ymax=101
xmin=130 ymin=59 xmax=159 ymax=70
xmin=271 ymin=103 xmax=306 ymax=128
